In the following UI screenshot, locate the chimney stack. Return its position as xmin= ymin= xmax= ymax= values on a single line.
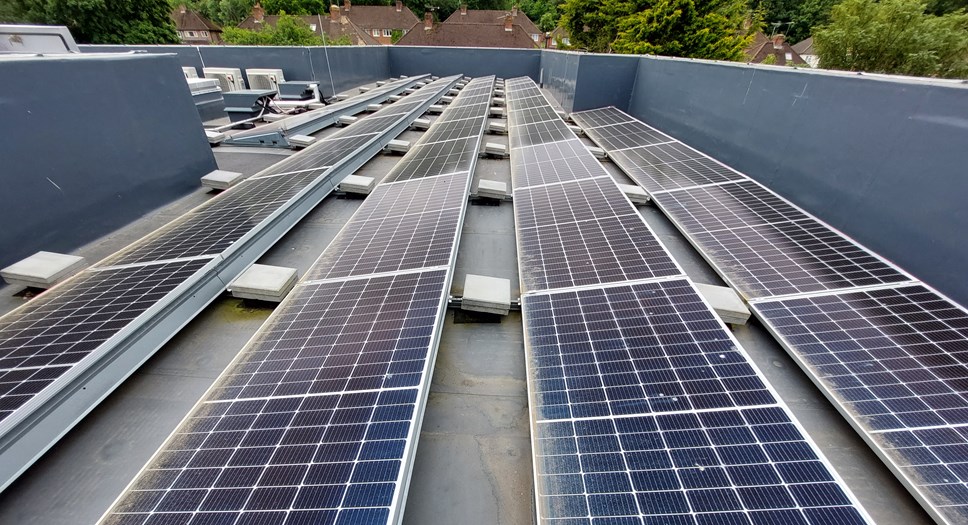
xmin=460 ymin=3 xmax=467 ymax=15
xmin=251 ymin=2 xmax=265 ymax=22
xmin=395 ymin=0 xmax=402 ymax=12
xmin=772 ymin=34 xmax=785 ymax=49
xmin=178 ymin=3 xmax=187 ymax=13
xmin=343 ymin=0 xmax=350 ymax=11
xmin=511 ymin=5 xmax=518 ymax=17
xmin=330 ymin=4 xmax=339 ymax=22
xmin=424 ymin=11 xmax=433 ymax=30
xmin=504 ymin=13 xmax=513 ymax=31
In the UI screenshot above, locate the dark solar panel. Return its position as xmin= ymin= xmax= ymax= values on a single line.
xmin=752 ymin=284 xmax=968 ymax=523
xmin=569 ymin=107 xmax=637 ymax=129
xmin=384 ymin=138 xmax=480 ymax=183
xmin=515 ymin=177 xmax=646 ymax=230
xmin=419 ymin=116 xmax=486 ymax=144
xmin=581 ymin=122 xmax=672 ymax=150
xmin=524 ymin=280 xmax=870 ymax=525
xmin=105 ymin=269 xmax=448 ymax=525
xmin=508 ymin=105 xmax=561 ymax=127
xmin=511 ymin=140 xmax=610 ymax=188
xmin=651 ymin=180 xmax=812 ymax=233
xmin=516 ymin=213 xmax=682 ymax=292
xmin=0 ymin=259 xmax=210 ymax=421
xmin=609 ymin=150 xmax=745 ymax=193
xmin=347 ymin=171 xmax=469 ymax=225
xmin=524 ymin=279 xmax=774 ymax=420
xmin=509 ymin=119 xmax=573 ymax=149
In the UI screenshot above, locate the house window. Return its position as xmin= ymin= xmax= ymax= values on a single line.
xmin=372 ymin=29 xmax=380 ymax=37
xmin=785 ymin=52 xmax=793 ymax=61
xmin=532 ymin=34 xmax=539 ymax=41
xmin=562 ymin=37 xmax=570 ymax=45
xmin=188 ymin=31 xmax=196 ymax=37
xmin=309 ymin=24 xmax=317 ymax=31
xmin=383 ymin=29 xmax=392 ymax=37
xmin=201 ymin=31 xmax=208 ymax=37
xmin=551 ymin=40 xmax=557 ymax=47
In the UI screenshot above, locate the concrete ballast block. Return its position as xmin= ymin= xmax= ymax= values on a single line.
xmin=487 ymin=121 xmax=507 ymax=135
xmin=385 ymin=139 xmax=410 ymax=154
xmin=492 ymin=97 xmax=506 ymax=106
xmin=1 ymin=251 xmax=87 ymax=289
xmin=489 ymin=106 xmax=505 ymax=118
xmin=476 ymin=179 xmax=507 ymax=200
xmin=339 ymin=174 xmax=376 ymax=195
xmin=483 ymin=143 xmax=508 ymax=158
xmin=462 ymin=274 xmax=511 ymax=315
xmin=289 ymin=135 xmax=316 ymax=148
xmin=376 ymin=80 xmax=387 ymax=86
xmin=440 ymin=95 xmax=455 ymax=104
xmin=411 ymin=118 xmax=432 ymax=131
xmin=338 ymin=115 xmax=358 ymax=126
xmin=366 ymin=103 xmax=382 ymax=112
xmin=201 ymin=169 xmax=244 ymax=190
xmin=427 ymin=104 xmax=445 ymax=115
xmin=388 ymin=94 xmax=404 ymax=102
xmin=229 ymin=264 xmax=298 ymax=303
xmin=568 ymin=124 xmax=584 ymax=136
xmin=204 ymin=130 xmax=225 ymax=145
xmin=694 ymin=282 xmax=751 ymax=326
xmin=359 ymin=86 xmax=371 ymax=93
xmin=587 ymin=146 xmax=607 ymax=159
xmin=618 ymin=183 xmax=650 ymax=205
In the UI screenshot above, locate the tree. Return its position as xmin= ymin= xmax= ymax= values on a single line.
xmin=520 ymin=0 xmax=563 ymax=31
xmin=750 ymin=0 xmax=836 ymax=43
xmin=262 ymin=0 xmax=326 ymax=15
xmin=174 ymin=0 xmax=256 ymax=26
xmin=560 ymin=0 xmax=752 ymax=58
xmin=13 ymin=0 xmax=178 ymax=44
xmin=814 ymin=0 xmax=968 ymax=78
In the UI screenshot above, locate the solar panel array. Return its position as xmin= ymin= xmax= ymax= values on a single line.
xmin=572 ymin=106 xmax=968 ymax=524
xmin=101 ymin=75 xmax=495 ymax=525
xmin=0 ymin=75 xmax=458 ymax=487
xmin=506 ymin=78 xmax=871 ymax=525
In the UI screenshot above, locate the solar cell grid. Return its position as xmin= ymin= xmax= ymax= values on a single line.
xmin=419 ymin=117 xmax=485 ymax=144
xmin=685 ymin=219 xmax=912 ymax=298
xmin=524 ymin=280 xmax=775 ymax=421
xmin=582 ymin=122 xmax=672 ymax=150
xmin=509 ymin=119 xmax=573 ymax=149
xmin=570 ymin=107 xmax=638 ymax=129
xmin=511 ymin=140 xmax=609 ymax=188
xmin=609 ymin=150 xmax=746 ymax=193
xmin=508 ymin=105 xmax=562 ymax=127
xmin=0 ymin=259 xmax=210 ymax=421
xmin=345 ymin=172 xmax=469 ymax=223
xmin=306 ymin=205 xmax=462 ymax=281
xmin=103 ymin=387 xmax=420 ymax=525
xmin=533 ymin=406 xmax=869 ymax=525
xmin=516 ymin=213 xmax=682 ymax=292
xmin=515 ymin=177 xmax=642 ymax=230
xmin=384 ymin=138 xmax=480 ymax=183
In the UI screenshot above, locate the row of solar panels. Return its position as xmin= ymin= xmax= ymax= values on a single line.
xmin=0 ymin=74 xmax=457 ymax=493
xmin=571 ymin=106 xmax=968 ymax=525
xmin=100 ymin=76 xmax=496 ymax=525
xmin=504 ymin=78 xmax=872 ymax=525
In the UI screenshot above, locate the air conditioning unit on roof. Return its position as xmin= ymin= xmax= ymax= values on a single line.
xmin=246 ymin=68 xmax=286 ymax=91
xmin=203 ymin=67 xmax=246 ymax=92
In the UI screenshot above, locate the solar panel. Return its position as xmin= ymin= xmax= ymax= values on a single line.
xmin=384 ymin=138 xmax=480 ymax=183
xmin=103 ymin=269 xmax=448 ymax=525
xmin=577 ymin=121 xmax=673 ymax=150
xmin=515 ymin=177 xmax=655 ymax=230
xmin=509 ymin=119 xmax=573 ymax=149
xmin=752 ymin=284 xmax=968 ymax=524
xmin=524 ymin=280 xmax=871 ymax=525
xmin=0 ymin=259 xmax=211 ymax=420
xmin=511 ymin=140 xmax=610 ymax=189
xmin=568 ymin=107 xmax=638 ymax=129
xmin=608 ymin=150 xmax=745 ymax=194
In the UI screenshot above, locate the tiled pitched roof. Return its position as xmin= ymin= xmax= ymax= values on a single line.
xmin=340 ymin=4 xmax=419 ymax=30
xmin=745 ymin=32 xmax=807 ymax=66
xmin=171 ymin=7 xmax=221 ymax=32
xmin=238 ymin=14 xmax=379 ymax=45
xmin=395 ymin=22 xmax=537 ymax=48
xmin=442 ymin=9 xmax=541 ymax=36
xmin=792 ymin=36 xmax=814 ymax=55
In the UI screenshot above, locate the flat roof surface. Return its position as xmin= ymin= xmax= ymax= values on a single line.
xmin=0 ymin=83 xmax=933 ymax=525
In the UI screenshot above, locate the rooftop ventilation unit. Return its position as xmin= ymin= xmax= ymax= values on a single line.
xmin=246 ymin=68 xmax=285 ymax=91
xmin=182 ymin=67 xmax=198 ymax=79
xmin=203 ymin=67 xmax=246 ymax=92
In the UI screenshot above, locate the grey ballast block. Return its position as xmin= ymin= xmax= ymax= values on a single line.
xmin=440 ymin=95 xmax=455 ymax=104
xmin=411 ymin=118 xmax=432 ymax=131
xmin=568 ymin=124 xmax=584 ymax=136
xmin=389 ymin=94 xmax=404 ymax=102
xmin=201 ymin=169 xmax=244 ymax=190
xmin=492 ymin=97 xmax=506 ymax=106
xmin=229 ymin=264 xmax=298 ymax=303
xmin=483 ymin=143 xmax=508 ymax=158
xmin=448 ymin=88 xmax=460 ymax=96
xmin=339 ymin=174 xmax=376 ymax=195
xmin=426 ymin=104 xmax=445 ymax=115
xmin=366 ymin=103 xmax=382 ymax=112
xmin=489 ymin=106 xmax=505 ymax=118
xmin=376 ymin=80 xmax=387 ymax=86
xmin=487 ymin=122 xmax=507 ymax=135
xmin=694 ymin=282 xmax=751 ymax=326
xmin=385 ymin=139 xmax=410 ymax=154
xmin=289 ymin=135 xmax=317 ymax=149
xmin=618 ymin=183 xmax=650 ymax=205
xmin=587 ymin=146 xmax=607 ymax=159
xmin=1 ymin=251 xmax=87 ymax=289
xmin=338 ymin=115 xmax=358 ymax=126
xmin=359 ymin=86 xmax=371 ymax=93
xmin=476 ymin=179 xmax=507 ymax=200
xmin=205 ymin=130 xmax=225 ymax=145
xmin=334 ymin=94 xmax=349 ymax=101
xmin=461 ymin=274 xmax=511 ymax=315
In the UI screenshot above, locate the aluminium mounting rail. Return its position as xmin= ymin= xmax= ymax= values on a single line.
xmin=0 ymin=75 xmax=460 ymax=493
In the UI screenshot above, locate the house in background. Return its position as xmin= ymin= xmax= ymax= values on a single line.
xmin=339 ymin=0 xmax=419 ymax=45
xmin=793 ymin=37 xmax=819 ymax=68
xmin=547 ymin=26 xmax=570 ymax=49
xmin=396 ymin=11 xmax=538 ymax=48
xmin=745 ymin=32 xmax=808 ymax=66
xmin=442 ymin=5 xmax=542 ymax=45
xmin=238 ymin=3 xmax=378 ymax=45
xmin=171 ymin=5 xmax=222 ymax=45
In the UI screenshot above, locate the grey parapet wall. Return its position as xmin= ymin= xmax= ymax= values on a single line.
xmin=628 ymin=55 xmax=968 ymax=306
xmin=0 ymin=52 xmax=217 ymax=271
